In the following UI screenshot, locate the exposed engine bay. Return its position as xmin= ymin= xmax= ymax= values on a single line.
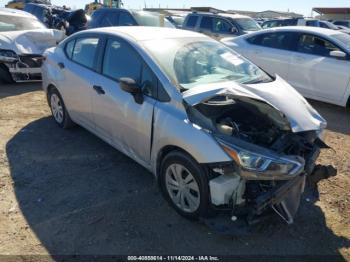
xmin=186 ymin=94 xmax=335 ymax=228
xmin=197 ymin=95 xmax=288 ymax=147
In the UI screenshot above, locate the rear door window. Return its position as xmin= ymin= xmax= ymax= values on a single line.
xmin=247 ymin=32 xmax=296 ymax=50
xmin=199 ymin=16 xmax=213 ymax=31
xmin=186 ymin=15 xmax=198 ymax=28
xmin=65 ymin=40 xmax=75 ymax=59
xmin=72 ymin=37 xmax=99 ymax=69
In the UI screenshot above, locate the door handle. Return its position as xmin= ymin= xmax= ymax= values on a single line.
xmin=57 ymin=62 xmax=65 ymax=69
xmin=93 ymin=85 xmax=105 ymax=95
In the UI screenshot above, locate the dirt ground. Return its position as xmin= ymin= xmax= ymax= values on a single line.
xmin=0 ymin=82 xmax=349 ymax=258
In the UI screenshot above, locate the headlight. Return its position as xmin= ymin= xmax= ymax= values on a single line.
xmin=219 ymin=140 xmax=304 ymax=180
xmin=0 ymin=49 xmax=19 ymax=63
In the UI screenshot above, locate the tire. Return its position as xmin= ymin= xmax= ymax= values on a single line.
xmin=0 ymin=64 xmax=14 ymax=84
xmin=159 ymin=151 xmax=211 ymax=219
xmin=48 ymin=88 xmax=75 ymax=129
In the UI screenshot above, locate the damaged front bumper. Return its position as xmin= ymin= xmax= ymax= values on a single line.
xmin=204 ymin=166 xmax=336 ymax=235
xmin=1 ymin=54 xmax=44 ymax=82
xmin=205 ymin=133 xmax=335 ymax=233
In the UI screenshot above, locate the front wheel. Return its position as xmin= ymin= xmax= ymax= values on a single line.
xmin=159 ymin=151 xmax=211 ymax=219
xmin=48 ymin=88 xmax=74 ymax=129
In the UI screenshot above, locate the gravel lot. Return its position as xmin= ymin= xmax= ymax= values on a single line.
xmin=0 ymin=83 xmax=349 ymax=258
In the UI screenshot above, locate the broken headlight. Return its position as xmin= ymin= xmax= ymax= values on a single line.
xmin=218 ymin=140 xmax=305 ymax=180
xmin=0 ymin=49 xmax=19 ymax=63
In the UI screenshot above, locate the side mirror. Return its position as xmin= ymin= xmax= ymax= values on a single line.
xmin=119 ymin=77 xmax=143 ymax=104
xmin=330 ymin=50 xmax=346 ymax=59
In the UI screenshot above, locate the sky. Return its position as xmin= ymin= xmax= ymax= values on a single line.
xmin=0 ymin=0 xmax=349 ymax=16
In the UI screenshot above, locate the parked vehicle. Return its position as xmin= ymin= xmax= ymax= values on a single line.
xmin=261 ymin=18 xmax=320 ymax=29
xmin=222 ymin=26 xmax=350 ymax=107
xmin=0 ymin=8 xmax=64 ymax=83
xmin=88 ymin=8 xmax=175 ymax=29
xmin=42 ymin=26 xmax=331 ymax=228
xmin=24 ymin=3 xmax=88 ymax=35
xmin=182 ymin=12 xmax=261 ymax=40
xmin=319 ymin=20 xmax=350 ymax=35
xmin=333 ymin=20 xmax=350 ymax=29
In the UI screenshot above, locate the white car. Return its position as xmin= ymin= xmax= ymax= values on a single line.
xmin=0 ymin=8 xmax=65 ymax=83
xmin=222 ymin=27 xmax=350 ymax=107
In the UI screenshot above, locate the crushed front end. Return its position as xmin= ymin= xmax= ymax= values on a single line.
xmin=0 ymin=50 xmax=44 ymax=82
xmin=184 ymin=83 xmax=336 ymax=231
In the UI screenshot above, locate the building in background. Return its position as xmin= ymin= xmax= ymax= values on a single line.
xmin=313 ymin=7 xmax=350 ymax=20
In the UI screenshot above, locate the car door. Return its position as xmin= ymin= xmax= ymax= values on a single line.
xmin=58 ymin=35 xmax=101 ymax=130
xmin=244 ymin=32 xmax=296 ymax=79
xmin=91 ymin=37 xmax=157 ymax=166
xmin=289 ymin=33 xmax=350 ymax=103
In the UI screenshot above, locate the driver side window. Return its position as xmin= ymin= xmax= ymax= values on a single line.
xmin=213 ymin=18 xmax=233 ymax=33
xmin=102 ymin=38 xmax=157 ymax=98
xmin=297 ymin=34 xmax=341 ymax=57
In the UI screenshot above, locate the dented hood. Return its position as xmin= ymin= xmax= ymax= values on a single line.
xmin=0 ymin=29 xmax=65 ymax=55
xmin=183 ymin=76 xmax=327 ymax=133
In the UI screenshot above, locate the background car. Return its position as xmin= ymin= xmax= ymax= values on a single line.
xmin=182 ymin=12 xmax=261 ymax=40
xmin=88 ymin=8 xmax=175 ymax=29
xmin=318 ymin=20 xmax=350 ymax=35
xmin=24 ymin=3 xmax=88 ymax=35
xmin=222 ymin=26 xmax=350 ymax=107
xmin=42 ymin=26 xmax=328 ymax=225
xmin=333 ymin=20 xmax=350 ymax=29
xmin=0 ymin=8 xmax=64 ymax=83
xmin=261 ymin=18 xmax=320 ymax=29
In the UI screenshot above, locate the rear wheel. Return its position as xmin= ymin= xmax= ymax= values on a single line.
xmin=0 ymin=64 xmax=14 ymax=84
xmin=48 ymin=88 xmax=75 ymax=129
xmin=159 ymin=151 xmax=211 ymax=219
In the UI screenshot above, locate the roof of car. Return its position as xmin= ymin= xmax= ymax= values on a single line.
xmin=86 ymin=26 xmax=207 ymax=41
xmin=190 ymin=11 xmax=250 ymax=19
xmin=219 ymin=13 xmax=253 ymax=19
xmin=248 ymin=26 xmax=342 ymax=37
xmin=0 ymin=7 xmax=36 ymax=18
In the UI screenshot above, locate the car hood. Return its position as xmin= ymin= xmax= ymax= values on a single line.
xmin=182 ymin=75 xmax=327 ymax=133
xmin=0 ymin=29 xmax=65 ymax=55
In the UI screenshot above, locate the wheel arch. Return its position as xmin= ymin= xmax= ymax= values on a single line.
xmin=155 ymin=145 xmax=195 ymax=180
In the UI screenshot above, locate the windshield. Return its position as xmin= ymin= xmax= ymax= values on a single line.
xmin=142 ymin=39 xmax=272 ymax=90
xmin=332 ymin=33 xmax=350 ymax=49
xmin=167 ymin=16 xmax=185 ymax=27
xmin=130 ymin=11 xmax=175 ymax=28
xmin=0 ymin=15 xmax=46 ymax=32
xmin=235 ymin=18 xmax=261 ymax=31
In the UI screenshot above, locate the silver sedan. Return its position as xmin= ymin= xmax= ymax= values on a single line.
xmin=42 ymin=26 xmax=331 ymax=226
